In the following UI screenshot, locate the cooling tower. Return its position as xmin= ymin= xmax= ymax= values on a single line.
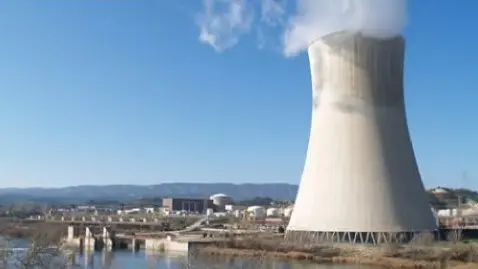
xmin=286 ymin=31 xmax=437 ymax=244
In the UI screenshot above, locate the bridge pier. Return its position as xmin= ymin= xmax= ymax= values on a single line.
xmin=84 ymin=227 xmax=95 ymax=250
xmin=131 ymin=238 xmax=142 ymax=252
xmin=67 ymin=226 xmax=74 ymax=241
xmin=101 ymin=249 xmax=114 ymax=267
xmin=83 ymin=249 xmax=94 ymax=266
xmin=102 ymin=227 xmax=115 ymax=250
xmin=64 ymin=226 xmax=82 ymax=247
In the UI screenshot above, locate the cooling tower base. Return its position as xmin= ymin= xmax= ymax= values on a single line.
xmin=284 ymin=230 xmax=438 ymax=245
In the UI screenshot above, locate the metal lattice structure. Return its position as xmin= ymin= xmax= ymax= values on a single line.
xmin=285 ymin=230 xmax=439 ymax=245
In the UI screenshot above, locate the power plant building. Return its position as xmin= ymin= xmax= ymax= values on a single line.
xmin=162 ymin=198 xmax=213 ymax=214
xmin=286 ymin=31 xmax=437 ymax=244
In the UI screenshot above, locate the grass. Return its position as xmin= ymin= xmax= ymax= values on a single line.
xmin=0 ymin=219 xmax=67 ymax=239
xmin=194 ymin=233 xmax=478 ymax=269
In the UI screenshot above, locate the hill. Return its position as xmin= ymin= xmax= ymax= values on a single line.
xmin=0 ymin=183 xmax=298 ymax=204
xmin=0 ymin=184 xmax=475 ymax=207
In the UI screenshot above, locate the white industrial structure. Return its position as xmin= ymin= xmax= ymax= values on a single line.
xmin=210 ymin=193 xmax=233 ymax=211
xmin=266 ymin=208 xmax=279 ymax=217
xmin=286 ymin=31 xmax=437 ymax=244
xmin=247 ymin=206 xmax=266 ymax=219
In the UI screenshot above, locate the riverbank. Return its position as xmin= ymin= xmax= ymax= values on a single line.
xmin=194 ymin=236 xmax=478 ymax=269
xmin=0 ymin=218 xmax=66 ymax=239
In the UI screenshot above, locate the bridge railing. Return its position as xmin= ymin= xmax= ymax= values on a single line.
xmin=28 ymin=214 xmax=206 ymax=226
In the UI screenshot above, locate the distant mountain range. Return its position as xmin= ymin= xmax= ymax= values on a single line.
xmin=0 ymin=184 xmax=476 ymax=207
xmin=0 ymin=183 xmax=299 ymax=204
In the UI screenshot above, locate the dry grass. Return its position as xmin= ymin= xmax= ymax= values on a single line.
xmin=451 ymin=265 xmax=478 ymax=269
xmin=0 ymin=219 xmax=67 ymax=239
xmin=194 ymin=233 xmax=478 ymax=269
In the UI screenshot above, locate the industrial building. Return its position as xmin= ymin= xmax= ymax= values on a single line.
xmin=161 ymin=198 xmax=213 ymax=214
xmin=286 ymin=31 xmax=437 ymax=244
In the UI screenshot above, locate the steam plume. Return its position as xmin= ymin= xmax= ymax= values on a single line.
xmin=196 ymin=0 xmax=407 ymax=56
xmin=197 ymin=0 xmax=254 ymax=52
xmin=283 ymin=0 xmax=407 ymax=56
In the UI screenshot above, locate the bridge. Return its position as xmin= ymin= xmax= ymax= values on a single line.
xmin=26 ymin=214 xmax=202 ymax=229
xmin=32 ymin=219 xmax=168 ymax=227
xmin=62 ymin=216 xmax=214 ymax=252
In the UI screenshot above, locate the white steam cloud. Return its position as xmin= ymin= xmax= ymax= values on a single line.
xmin=261 ymin=0 xmax=286 ymax=26
xmin=284 ymin=0 xmax=407 ymax=56
xmin=196 ymin=0 xmax=407 ymax=56
xmin=197 ymin=0 xmax=254 ymax=52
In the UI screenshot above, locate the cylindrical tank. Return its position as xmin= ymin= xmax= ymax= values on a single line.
xmin=266 ymin=208 xmax=279 ymax=217
xmin=247 ymin=206 xmax=266 ymax=218
xmin=210 ymin=193 xmax=233 ymax=212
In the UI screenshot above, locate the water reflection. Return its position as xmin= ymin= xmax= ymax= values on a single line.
xmin=101 ymin=250 xmax=114 ymax=267
xmin=2 ymin=238 xmax=378 ymax=269
xmin=83 ymin=250 xmax=94 ymax=267
xmin=72 ymin=250 xmax=377 ymax=269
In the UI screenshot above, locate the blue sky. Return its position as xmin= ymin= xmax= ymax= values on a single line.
xmin=0 ymin=1 xmax=476 ymax=189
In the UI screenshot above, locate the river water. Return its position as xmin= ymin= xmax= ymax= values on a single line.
xmin=76 ymin=250 xmax=378 ymax=269
xmin=2 ymin=238 xmax=380 ymax=269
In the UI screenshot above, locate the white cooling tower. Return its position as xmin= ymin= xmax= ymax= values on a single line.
xmin=286 ymin=31 xmax=437 ymax=244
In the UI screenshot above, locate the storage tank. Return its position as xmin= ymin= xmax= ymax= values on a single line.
xmin=266 ymin=208 xmax=279 ymax=217
xmin=247 ymin=206 xmax=266 ymax=219
xmin=210 ymin=193 xmax=233 ymax=212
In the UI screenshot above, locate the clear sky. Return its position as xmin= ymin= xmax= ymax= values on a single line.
xmin=0 ymin=1 xmax=476 ymax=189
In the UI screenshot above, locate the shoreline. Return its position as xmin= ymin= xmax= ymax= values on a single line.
xmin=195 ymin=245 xmax=476 ymax=269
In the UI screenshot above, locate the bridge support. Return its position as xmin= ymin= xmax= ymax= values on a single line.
xmin=102 ymin=227 xmax=115 ymax=250
xmin=84 ymin=227 xmax=95 ymax=250
xmin=131 ymin=238 xmax=141 ymax=252
xmin=67 ymin=226 xmax=74 ymax=241
xmin=63 ymin=226 xmax=82 ymax=247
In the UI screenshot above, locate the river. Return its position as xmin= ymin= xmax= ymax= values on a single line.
xmin=2 ymin=238 xmax=380 ymax=269
xmin=76 ymin=250 xmax=379 ymax=269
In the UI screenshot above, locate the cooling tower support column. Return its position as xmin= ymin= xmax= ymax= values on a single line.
xmin=286 ymin=32 xmax=437 ymax=244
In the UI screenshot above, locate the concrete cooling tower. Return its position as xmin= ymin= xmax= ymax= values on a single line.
xmin=286 ymin=31 xmax=437 ymax=244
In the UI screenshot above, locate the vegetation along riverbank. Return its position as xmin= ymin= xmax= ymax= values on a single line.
xmin=195 ymin=234 xmax=478 ymax=269
xmin=0 ymin=218 xmax=67 ymax=238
